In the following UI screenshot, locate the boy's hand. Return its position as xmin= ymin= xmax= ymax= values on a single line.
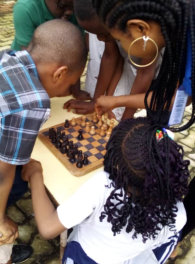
xmin=95 ymin=96 xmax=116 ymax=118
xmin=0 ymin=216 xmax=18 ymax=245
xmin=64 ymin=99 xmax=95 ymax=114
xmin=22 ymin=159 xmax=43 ymax=182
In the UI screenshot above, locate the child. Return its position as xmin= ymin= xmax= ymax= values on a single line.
xmin=22 ymin=117 xmax=189 ymax=264
xmin=0 ymin=19 xmax=87 ymax=264
xmin=93 ymin=0 xmax=194 ymax=130
xmin=64 ymin=0 xmax=161 ymax=121
xmin=11 ymin=0 xmax=89 ymax=100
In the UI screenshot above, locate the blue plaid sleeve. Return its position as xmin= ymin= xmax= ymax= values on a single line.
xmin=0 ymin=108 xmax=50 ymax=165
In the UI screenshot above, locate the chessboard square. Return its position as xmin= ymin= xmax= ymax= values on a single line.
xmin=91 ymin=141 xmax=100 ymax=147
xmin=58 ymin=126 xmax=65 ymax=132
xmin=84 ymin=151 xmax=92 ymax=157
xmin=95 ymin=153 xmax=104 ymax=159
xmin=82 ymin=139 xmax=89 ymax=145
xmin=97 ymin=145 xmax=104 ymax=151
xmin=76 ymin=142 xmax=82 ymax=147
xmin=102 ymin=150 xmax=106 ymax=156
xmin=85 ymin=144 xmax=93 ymax=150
xmin=84 ymin=133 xmax=90 ymax=139
xmin=98 ymin=138 xmax=106 ymax=144
xmin=67 ymin=128 xmax=75 ymax=133
xmin=89 ymin=156 xmax=98 ymax=162
xmin=68 ymin=134 xmax=73 ymax=139
xmin=90 ymin=148 xmax=99 ymax=155
xmin=87 ymin=137 xmax=95 ymax=143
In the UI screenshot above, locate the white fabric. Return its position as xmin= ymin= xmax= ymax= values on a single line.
xmin=85 ymin=33 xmax=136 ymax=121
xmin=0 ymin=244 xmax=13 ymax=264
xmin=57 ymin=171 xmax=186 ymax=264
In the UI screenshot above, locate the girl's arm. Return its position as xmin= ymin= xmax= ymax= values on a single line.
xmin=22 ymin=160 xmax=66 ymax=240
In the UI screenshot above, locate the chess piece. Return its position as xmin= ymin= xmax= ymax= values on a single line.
xmin=81 ymin=116 xmax=86 ymax=127
xmin=102 ymin=123 xmax=107 ymax=131
xmin=90 ymin=126 xmax=96 ymax=135
xmin=93 ymin=113 xmax=98 ymax=123
xmin=105 ymin=130 xmax=111 ymax=140
xmin=76 ymin=156 xmax=83 ymax=168
xmin=100 ymin=127 xmax=105 ymax=137
xmin=77 ymin=150 xmax=83 ymax=159
xmin=83 ymin=154 xmax=89 ymax=165
xmin=64 ymin=119 xmax=70 ymax=128
xmin=97 ymin=118 xmax=102 ymax=128
xmin=60 ymin=146 xmax=68 ymax=154
xmin=69 ymin=151 xmax=76 ymax=163
xmin=71 ymin=118 xmax=76 ymax=126
xmin=77 ymin=129 xmax=84 ymax=140
xmin=85 ymin=122 xmax=90 ymax=133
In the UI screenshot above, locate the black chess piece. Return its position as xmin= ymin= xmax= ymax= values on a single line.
xmin=55 ymin=141 xmax=61 ymax=149
xmin=60 ymin=146 xmax=67 ymax=154
xmin=69 ymin=140 xmax=74 ymax=148
xmin=76 ymin=157 xmax=83 ymax=168
xmin=83 ymin=154 xmax=89 ymax=165
xmin=69 ymin=152 xmax=76 ymax=163
xmin=64 ymin=119 xmax=70 ymax=128
xmin=77 ymin=129 xmax=84 ymax=140
xmin=73 ymin=144 xmax=79 ymax=155
xmin=51 ymin=136 xmax=57 ymax=144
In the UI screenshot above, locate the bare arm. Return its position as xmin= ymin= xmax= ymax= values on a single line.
xmin=22 ymin=160 xmax=65 ymax=240
xmin=93 ymin=40 xmax=121 ymax=99
xmin=122 ymin=64 xmax=156 ymax=119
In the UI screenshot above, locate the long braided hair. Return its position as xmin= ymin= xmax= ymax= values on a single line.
xmin=92 ymin=0 xmax=195 ymax=131
xmin=101 ymin=118 xmax=190 ymax=242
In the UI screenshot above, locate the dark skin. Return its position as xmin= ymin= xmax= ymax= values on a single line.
xmin=63 ymin=16 xmax=122 ymax=117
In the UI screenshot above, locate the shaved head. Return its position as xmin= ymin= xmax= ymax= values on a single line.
xmin=28 ymin=19 xmax=87 ymax=72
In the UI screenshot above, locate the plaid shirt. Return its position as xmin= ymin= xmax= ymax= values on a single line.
xmin=0 ymin=50 xmax=50 ymax=165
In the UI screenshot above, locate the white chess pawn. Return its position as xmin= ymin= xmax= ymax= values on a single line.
xmin=90 ymin=126 xmax=96 ymax=135
xmin=81 ymin=116 xmax=86 ymax=127
xmin=71 ymin=118 xmax=76 ymax=126
xmin=100 ymin=127 xmax=105 ymax=137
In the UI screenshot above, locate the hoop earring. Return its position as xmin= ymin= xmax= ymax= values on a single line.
xmin=128 ymin=36 xmax=159 ymax=68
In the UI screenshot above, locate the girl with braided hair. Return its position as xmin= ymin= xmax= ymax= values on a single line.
xmin=22 ymin=117 xmax=189 ymax=264
xmin=93 ymin=0 xmax=195 ymax=131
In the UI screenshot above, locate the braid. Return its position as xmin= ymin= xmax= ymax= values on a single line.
xmin=101 ymin=118 xmax=190 ymax=242
xmin=93 ymin=0 xmax=195 ymax=131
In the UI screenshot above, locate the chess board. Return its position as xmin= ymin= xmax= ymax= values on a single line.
xmin=39 ymin=114 xmax=115 ymax=176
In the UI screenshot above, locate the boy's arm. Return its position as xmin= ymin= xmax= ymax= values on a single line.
xmin=0 ymin=161 xmax=18 ymax=245
xmin=93 ymin=40 xmax=121 ymax=99
xmin=22 ymin=160 xmax=66 ymax=240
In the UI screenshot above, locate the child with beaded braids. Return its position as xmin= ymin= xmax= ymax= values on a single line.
xmin=22 ymin=117 xmax=189 ymax=264
xmin=93 ymin=0 xmax=195 ymax=131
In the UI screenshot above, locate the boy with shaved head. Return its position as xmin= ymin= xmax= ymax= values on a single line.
xmin=0 ymin=19 xmax=87 ymax=264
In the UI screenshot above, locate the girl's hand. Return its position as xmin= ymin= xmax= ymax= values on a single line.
xmin=22 ymin=159 xmax=43 ymax=182
xmin=95 ymin=96 xmax=116 ymax=118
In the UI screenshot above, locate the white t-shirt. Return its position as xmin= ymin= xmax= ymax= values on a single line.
xmin=57 ymin=170 xmax=186 ymax=264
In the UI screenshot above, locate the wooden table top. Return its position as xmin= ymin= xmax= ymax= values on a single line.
xmin=31 ymin=96 xmax=102 ymax=204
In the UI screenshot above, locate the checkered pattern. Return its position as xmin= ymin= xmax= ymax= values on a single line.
xmin=42 ymin=116 xmax=108 ymax=170
xmin=0 ymin=50 xmax=50 ymax=164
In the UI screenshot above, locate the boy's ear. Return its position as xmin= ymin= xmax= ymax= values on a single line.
xmin=53 ymin=66 xmax=68 ymax=82
xmin=126 ymin=19 xmax=151 ymax=40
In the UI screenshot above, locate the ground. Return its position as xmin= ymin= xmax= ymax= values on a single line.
xmin=0 ymin=0 xmax=195 ymax=263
